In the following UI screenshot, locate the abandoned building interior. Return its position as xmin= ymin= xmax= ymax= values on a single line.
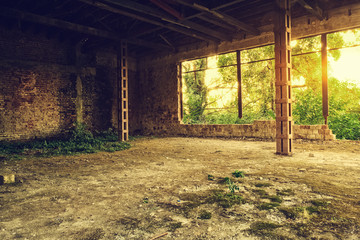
xmin=1 ymin=1 xmax=360 ymax=239
xmin=1 ymin=0 xmax=360 ymax=154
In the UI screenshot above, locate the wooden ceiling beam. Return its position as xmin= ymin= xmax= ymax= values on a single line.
xmin=150 ymin=0 xmax=183 ymax=20
xmin=0 ymin=6 xmax=173 ymax=50
xmin=197 ymin=14 xmax=237 ymax=32
xmin=296 ymin=0 xmax=325 ymax=20
xmin=174 ymin=0 xmax=260 ymax=35
xmin=79 ymin=0 xmax=219 ymax=42
xmin=101 ymin=0 xmax=229 ymax=41
xmin=134 ymin=0 xmax=248 ymax=38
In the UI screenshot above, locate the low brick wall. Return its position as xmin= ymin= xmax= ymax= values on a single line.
xmin=293 ymin=124 xmax=336 ymax=140
xmin=176 ymin=120 xmax=336 ymax=141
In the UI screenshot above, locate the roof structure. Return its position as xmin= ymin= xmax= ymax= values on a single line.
xmin=0 ymin=0 xmax=359 ymax=55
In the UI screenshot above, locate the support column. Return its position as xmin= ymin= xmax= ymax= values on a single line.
xmin=117 ymin=41 xmax=129 ymax=141
xmin=177 ymin=63 xmax=183 ymax=122
xmin=321 ymin=34 xmax=329 ymax=125
xmin=274 ymin=0 xmax=293 ymax=155
xmin=236 ymin=50 xmax=243 ymax=119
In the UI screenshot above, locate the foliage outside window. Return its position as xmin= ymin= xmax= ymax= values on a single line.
xmin=241 ymin=45 xmax=275 ymax=122
xmin=181 ymin=28 xmax=360 ymax=140
xmin=291 ymin=35 xmax=323 ymax=125
xmin=182 ymin=53 xmax=239 ymax=124
xmin=327 ymin=30 xmax=360 ymax=140
xmin=291 ymin=30 xmax=360 ymax=139
xmin=182 ymin=46 xmax=276 ymax=124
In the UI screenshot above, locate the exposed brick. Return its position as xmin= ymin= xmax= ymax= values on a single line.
xmin=0 ymin=26 xmax=120 ymax=141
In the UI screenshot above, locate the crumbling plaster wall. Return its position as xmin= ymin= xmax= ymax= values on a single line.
xmin=137 ymin=4 xmax=360 ymax=140
xmin=0 ymin=25 xmax=122 ymax=141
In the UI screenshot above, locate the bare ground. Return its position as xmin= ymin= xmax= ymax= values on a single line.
xmin=0 ymin=137 xmax=360 ymax=240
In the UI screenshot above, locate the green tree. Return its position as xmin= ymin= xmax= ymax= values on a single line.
xmin=292 ymin=30 xmax=360 ymax=139
xmin=182 ymin=58 xmax=207 ymax=123
xmin=241 ymin=45 xmax=275 ymax=121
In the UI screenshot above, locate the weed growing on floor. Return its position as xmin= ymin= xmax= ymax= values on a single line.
xmin=266 ymin=195 xmax=283 ymax=203
xmin=0 ymin=123 xmax=130 ymax=160
xmin=232 ymin=170 xmax=245 ymax=178
xmin=207 ymin=174 xmax=215 ymax=181
xmin=225 ymin=177 xmax=240 ymax=194
xmin=207 ymin=189 xmax=245 ymax=208
xmin=198 ymin=210 xmax=212 ymax=219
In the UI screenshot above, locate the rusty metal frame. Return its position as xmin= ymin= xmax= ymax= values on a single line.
xmin=177 ymin=63 xmax=184 ymax=122
xmin=321 ymin=34 xmax=329 ymax=124
xmin=236 ymin=50 xmax=243 ymax=118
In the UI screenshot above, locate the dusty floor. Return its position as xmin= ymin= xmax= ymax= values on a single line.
xmin=0 ymin=137 xmax=359 ymax=240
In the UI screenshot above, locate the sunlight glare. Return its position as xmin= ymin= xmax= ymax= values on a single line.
xmin=329 ymin=46 xmax=360 ymax=87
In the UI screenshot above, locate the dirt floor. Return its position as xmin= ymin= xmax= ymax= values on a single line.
xmin=0 ymin=137 xmax=360 ymax=240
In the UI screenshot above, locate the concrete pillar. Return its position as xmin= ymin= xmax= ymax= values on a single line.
xmin=274 ymin=0 xmax=293 ymax=155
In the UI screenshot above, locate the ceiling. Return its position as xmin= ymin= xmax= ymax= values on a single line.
xmin=0 ymin=0 xmax=359 ymax=55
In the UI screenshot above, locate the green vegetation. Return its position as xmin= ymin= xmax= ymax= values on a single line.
xmin=182 ymin=29 xmax=360 ymax=140
xmin=198 ymin=210 xmax=212 ymax=219
xmin=207 ymin=190 xmax=245 ymax=208
xmin=250 ymin=221 xmax=282 ymax=232
xmin=0 ymin=123 xmax=130 ymax=160
xmin=267 ymin=195 xmax=282 ymax=203
xmin=207 ymin=174 xmax=215 ymax=181
xmin=225 ymin=177 xmax=240 ymax=194
xmin=258 ymin=202 xmax=280 ymax=210
xmin=232 ymin=170 xmax=245 ymax=178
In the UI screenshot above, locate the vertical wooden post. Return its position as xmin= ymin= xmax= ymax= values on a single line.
xmin=236 ymin=50 xmax=243 ymax=119
xmin=177 ymin=63 xmax=183 ymax=122
xmin=117 ymin=40 xmax=129 ymax=141
xmin=321 ymin=34 xmax=329 ymax=125
xmin=274 ymin=0 xmax=293 ymax=155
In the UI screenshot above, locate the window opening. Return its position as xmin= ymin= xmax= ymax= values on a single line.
xmin=291 ymin=35 xmax=322 ymax=125
xmin=327 ymin=29 xmax=360 ymax=140
xmin=180 ymin=28 xmax=360 ymax=141
xmin=240 ymin=45 xmax=275 ymax=123
xmin=181 ymin=53 xmax=238 ymax=124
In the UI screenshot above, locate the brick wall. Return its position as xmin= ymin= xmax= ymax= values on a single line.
xmin=0 ymin=26 xmax=121 ymax=141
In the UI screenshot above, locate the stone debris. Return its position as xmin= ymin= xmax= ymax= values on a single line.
xmin=0 ymin=173 xmax=16 ymax=185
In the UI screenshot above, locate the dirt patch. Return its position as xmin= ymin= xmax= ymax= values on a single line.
xmin=0 ymin=137 xmax=359 ymax=239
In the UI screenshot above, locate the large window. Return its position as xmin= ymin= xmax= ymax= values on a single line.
xmin=327 ymin=29 xmax=360 ymax=140
xmin=182 ymin=53 xmax=238 ymax=124
xmin=291 ymin=35 xmax=322 ymax=124
xmin=180 ymin=28 xmax=360 ymax=140
xmin=181 ymin=46 xmax=275 ymax=124
xmin=241 ymin=45 xmax=275 ymax=122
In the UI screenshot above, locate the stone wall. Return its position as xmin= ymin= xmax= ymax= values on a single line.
xmin=178 ymin=121 xmax=336 ymax=140
xmin=0 ymin=26 xmax=122 ymax=141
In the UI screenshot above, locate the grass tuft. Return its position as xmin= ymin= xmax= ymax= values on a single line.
xmin=0 ymin=123 xmax=130 ymax=160
xmin=207 ymin=190 xmax=245 ymax=208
